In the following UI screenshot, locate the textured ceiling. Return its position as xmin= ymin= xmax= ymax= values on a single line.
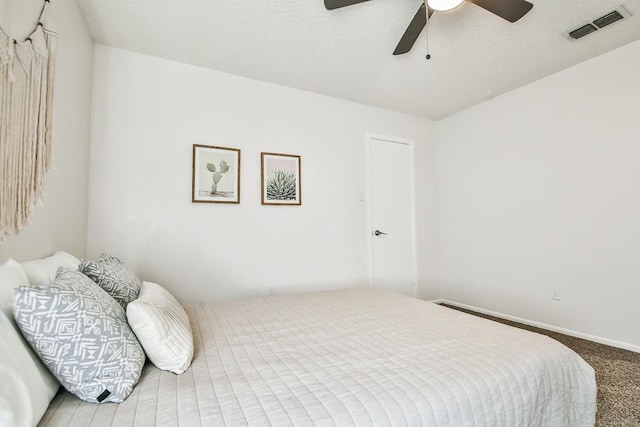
xmin=78 ymin=0 xmax=640 ymax=120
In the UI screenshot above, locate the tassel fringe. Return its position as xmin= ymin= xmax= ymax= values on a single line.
xmin=0 ymin=2 xmax=57 ymax=239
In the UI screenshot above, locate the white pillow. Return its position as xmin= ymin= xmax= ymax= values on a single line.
xmin=127 ymin=282 xmax=194 ymax=374
xmin=0 ymin=259 xmax=59 ymax=427
xmin=20 ymin=251 xmax=81 ymax=286
xmin=0 ymin=309 xmax=57 ymax=427
xmin=0 ymin=364 xmax=29 ymax=427
xmin=0 ymin=259 xmax=30 ymax=318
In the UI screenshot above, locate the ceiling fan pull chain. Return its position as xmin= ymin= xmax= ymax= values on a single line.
xmin=425 ymin=3 xmax=432 ymax=60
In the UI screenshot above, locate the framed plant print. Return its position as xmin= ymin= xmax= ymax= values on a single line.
xmin=192 ymin=144 xmax=241 ymax=203
xmin=261 ymin=152 xmax=302 ymax=206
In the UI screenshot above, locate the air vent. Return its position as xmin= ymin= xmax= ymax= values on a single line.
xmin=569 ymin=24 xmax=597 ymax=40
xmin=593 ymin=10 xmax=624 ymax=28
xmin=566 ymin=5 xmax=631 ymax=41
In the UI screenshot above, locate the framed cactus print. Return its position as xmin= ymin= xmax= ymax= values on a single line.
xmin=261 ymin=152 xmax=302 ymax=206
xmin=192 ymin=144 xmax=241 ymax=203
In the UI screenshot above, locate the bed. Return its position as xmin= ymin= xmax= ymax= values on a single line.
xmin=38 ymin=288 xmax=597 ymax=426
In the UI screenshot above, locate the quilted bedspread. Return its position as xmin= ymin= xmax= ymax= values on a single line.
xmin=39 ymin=288 xmax=596 ymax=426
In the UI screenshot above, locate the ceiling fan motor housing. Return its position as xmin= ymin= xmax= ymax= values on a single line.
xmin=427 ymin=0 xmax=465 ymax=12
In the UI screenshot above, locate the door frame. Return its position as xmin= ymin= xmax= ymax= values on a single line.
xmin=365 ymin=133 xmax=418 ymax=297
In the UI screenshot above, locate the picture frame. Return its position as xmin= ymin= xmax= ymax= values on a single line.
xmin=261 ymin=152 xmax=302 ymax=206
xmin=192 ymin=144 xmax=241 ymax=204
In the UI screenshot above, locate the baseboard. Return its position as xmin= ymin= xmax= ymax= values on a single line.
xmin=426 ymin=298 xmax=640 ymax=354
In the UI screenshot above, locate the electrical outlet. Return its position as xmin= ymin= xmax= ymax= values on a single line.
xmin=551 ymin=288 xmax=561 ymax=301
xmin=267 ymin=287 xmax=275 ymax=297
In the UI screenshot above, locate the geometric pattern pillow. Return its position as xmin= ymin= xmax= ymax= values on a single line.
xmin=12 ymin=268 xmax=145 ymax=403
xmin=78 ymin=253 xmax=141 ymax=309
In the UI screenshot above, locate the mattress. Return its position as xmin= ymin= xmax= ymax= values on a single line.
xmin=39 ymin=288 xmax=597 ymax=426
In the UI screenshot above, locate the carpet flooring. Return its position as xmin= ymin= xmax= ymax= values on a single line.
xmin=441 ymin=304 xmax=640 ymax=427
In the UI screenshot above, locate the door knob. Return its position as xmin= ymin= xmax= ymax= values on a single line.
xmin=374 ymin=230 xmax=388 ymax=236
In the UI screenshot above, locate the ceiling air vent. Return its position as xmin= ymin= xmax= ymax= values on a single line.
xmin=569 ymin=24 xmax=597 ymax=40
xmin=593 ymin=10 xmax=624 ymax=28
xmin=566 ymin=5 xmax=631 ymax=41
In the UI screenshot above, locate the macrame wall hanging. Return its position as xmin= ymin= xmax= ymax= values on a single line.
xmin=0 ymin=0 xmax=57 ymax=239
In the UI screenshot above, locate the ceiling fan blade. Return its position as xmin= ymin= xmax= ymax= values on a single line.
xmin=324 ymin=0 xmax=371 ymax=10
xmin=468 ymin=0 xmax=533 ymax=22
xmin=393 ymin=4 xmax=434 ymax=55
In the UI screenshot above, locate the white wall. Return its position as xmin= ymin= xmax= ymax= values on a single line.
xmin=436 ymin=40 xmax=640 ymax=347
xmin=0 ymin=0 xmax=93 ymax=262
xmin=414 ymin=120 xmax=443 ymax=300
xmin=87 ymin=45 xmax=439 ymax=303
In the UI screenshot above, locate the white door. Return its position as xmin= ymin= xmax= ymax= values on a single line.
xmin=368 ymin=136 xmax=417 ymax=297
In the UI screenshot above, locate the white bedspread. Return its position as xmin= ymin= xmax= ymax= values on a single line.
xmin=39 ymin=288 xmax=596 ymax=426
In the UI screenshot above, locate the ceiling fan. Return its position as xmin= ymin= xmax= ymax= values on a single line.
xmin=324 ymin=0 xmax=534 ymax=56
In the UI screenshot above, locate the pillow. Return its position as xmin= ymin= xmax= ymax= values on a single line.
xmin=0 ymin=260 xmax=58 ymax=427
xmin=13 ymin=268 xmax=145 ymax=404
xmin=20 ymin=251 xmax=82 ymax=286
xmin=127 ymin=282 xmax=194 ymax=374
xmin=0 ymin=259 xmax=30 ymax=318
xmin=0 ymin=311 xmax=58 ymax=427
xmin=79 ymin=253 xmax=142 ymax=309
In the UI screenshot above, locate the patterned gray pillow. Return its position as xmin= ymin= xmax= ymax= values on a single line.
xmin=79 ymin=253 xmax=141 ymax=309
xmin=13 ymin=268 xmax=145 ymax=403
